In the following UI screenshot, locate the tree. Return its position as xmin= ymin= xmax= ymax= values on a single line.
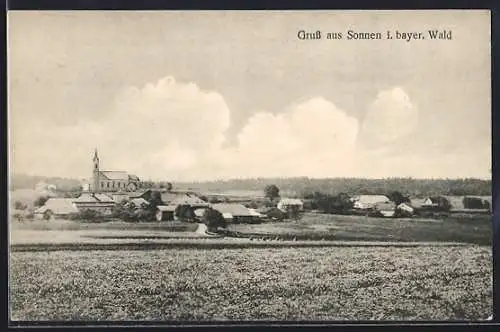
xmin=14 ymin=201 xmax=27 ymax=210
xmin=332 ymin=193 xmax=354 ymax=214
xmin=34 ymin=195 xmax=50 ymax=207
xmin=264 ymin=184 xmax=280 ymax=202
xmin=148 ymin=190 xmax=163 ymax=208
xmin=202 ymin=207 xmax=226 ymax=232
xmin=166 ymin=182 xmax=173 ymax=192
xmin=387 ymin=191 xmax=410 ymax=206
xmin=175 ymin=204 xmax=195 ymax=222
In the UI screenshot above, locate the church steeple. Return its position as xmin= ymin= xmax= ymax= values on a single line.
xmin=93 ymin=149 xmax=99 ymax=171
xmin=92 ymin=149 xmax=100 ymax=193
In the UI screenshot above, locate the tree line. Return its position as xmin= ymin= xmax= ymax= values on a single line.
xmin=178 ymin=177 xmax=491 ymax=198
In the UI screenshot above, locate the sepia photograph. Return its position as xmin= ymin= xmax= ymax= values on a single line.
xmin=7 ymin=10 xmax=493 ymax=321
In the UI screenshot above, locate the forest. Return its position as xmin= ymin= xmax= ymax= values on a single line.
xmin=11 ymin=174 xmax=491 ymax=198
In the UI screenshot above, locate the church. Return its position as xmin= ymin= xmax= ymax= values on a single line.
xmin=92 ymin=149 xmax=141 ymax=192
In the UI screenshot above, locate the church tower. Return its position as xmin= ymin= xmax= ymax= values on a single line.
xmin=93 ymin=149 xmax=100 ymax=193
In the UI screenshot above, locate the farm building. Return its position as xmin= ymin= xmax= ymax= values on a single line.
xmin=417 ymin=195 xmax=492 ymax=213
xmin=442 ymin=195 xmax=491 ymax=213
xmin=277 ymin=198 xmax=304 ymax=212
xmin=351 ymin=195 xmax=391 ymax=210
xmin=463 ymin=196 xmax=491 ymax=211
xmin=212 ymin=203 xmax=259 ymax=223
xmin=419 ymin=196 xmax=451 ymax=211
xmin=34 ymin=198 xmax=79 ymax=219
xmin=156 ymin=205 xmax=176 ymax=221
xmin=72 ymin=192 xmax=116 ymax=215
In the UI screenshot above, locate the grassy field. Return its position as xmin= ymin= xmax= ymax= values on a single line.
xmin=10 ymin=219 xmax=198 ymax=232
xmin=228 ymin=213 xmax=492 ymax=245
xmin=10 ymin=246 xmax=492 ymax=321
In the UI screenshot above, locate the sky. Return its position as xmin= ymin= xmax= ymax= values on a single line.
xmin=8 ymin=10 xmax=491 ymax=181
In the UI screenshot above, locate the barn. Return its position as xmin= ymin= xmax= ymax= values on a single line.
xmin=212 ymin=203 xmax=259 ymax=223
xmin=34 ymin=198 xmax=79 ymax=220
xmin=72 ymin=193 xmax=116 ymax=215
xmin=277 ymin=198 xmax=304 ymax=212
xmin=351 ymin=195 xmax=391 ymax=210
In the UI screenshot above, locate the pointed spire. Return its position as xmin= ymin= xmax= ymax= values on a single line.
xmin=93 ymin=148 xmax=99 ymax=161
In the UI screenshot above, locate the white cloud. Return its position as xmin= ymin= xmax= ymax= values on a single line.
xmin=358 ymin=87 xmax=418 ymax=149
xmin=221 ymin=97 xmax=360 ymax=178
xmin=10 ymin=76 xmax=232 ymax=180
xmin=10 ymin=79 xmax=490 ymax=181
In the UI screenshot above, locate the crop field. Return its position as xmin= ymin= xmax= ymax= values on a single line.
xmin=10 ymin=246 xmax=492 ymax=321
xmin=228 ymin=213 xmax=492 ymax=245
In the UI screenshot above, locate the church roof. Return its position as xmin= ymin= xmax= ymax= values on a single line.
xmin=99 ymin=171 xmax=140 ymax=181
xmin=99 ymin=171 xmax=129 ymax=181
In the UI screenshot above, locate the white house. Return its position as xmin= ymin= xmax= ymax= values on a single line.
xmin=277 ymin=198 xmax=304 ymax=212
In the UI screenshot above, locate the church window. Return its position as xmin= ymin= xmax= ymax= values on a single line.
xmin=101 ymin=182 xmax=104 ymax=188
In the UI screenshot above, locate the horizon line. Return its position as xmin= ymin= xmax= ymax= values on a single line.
xmin=10 ymin=172 xmax=492 ymax=183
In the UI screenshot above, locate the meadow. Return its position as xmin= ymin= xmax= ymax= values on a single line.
xmin=228 ymin=213 xmax=492 ymax=245
xmin=10 ymin=246 xmax=492 ymax=321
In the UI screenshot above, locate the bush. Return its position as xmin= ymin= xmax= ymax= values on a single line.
xmin=202 ymin=207 xmax=227 ymax=232
xmin=69 ymin=209 xmax=105 ymax=222
xmin=14 ymin=201 xmax=28 ymax=210
xmin=34 ymin=196 xmax=50 ymax=207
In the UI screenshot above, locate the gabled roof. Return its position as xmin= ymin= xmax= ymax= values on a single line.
xmin=35 ymin=198 xmax=79 ymax=215
xmin=171 ymin=195 xmax=209 ymax=206
xmin=352 ymin=195 xmax=390 ymax=204
xmin=212 ymin=203 xmax=254 ymax=217
xmin=74 ymin=193 xmax=114 ymax=203
xmin=128 ymin=198 xmax=149 ymax=206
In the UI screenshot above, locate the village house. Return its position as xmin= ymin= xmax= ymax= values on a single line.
xmin=277 ymin=198 xmax=304 ymax=212
xmin=351 ymin=195 xmax=396 ymax=217
xmin=34 ymin=198 xmax=79 ymax=219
